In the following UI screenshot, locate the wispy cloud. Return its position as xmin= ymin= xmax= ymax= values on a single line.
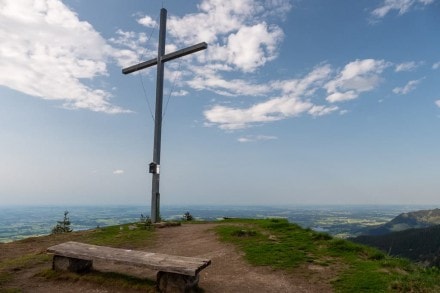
xmin=0 ymin=0 xmax=134 ymax=114
xmin=395 ymin=61 xmax=422 ymax=72
xmin=371 ymin=0 xmax=435 ymax=19
xmin=325 ymin=59 xmax=389 ymax=103
xmin=392 ymin=79 xmax=422 ymax=94
xmin=237 ymin=135 xmax=278 ymax=143
xmin=433 ymin=62 xmax=440 ymax=70
xmin=204 ymin=59 xmax=389 ymax=130
xmin=113 ymin=169 xmax=125 ymax=175
xmin=309 ymin=105 xmax=339 ymax=117
xmin=203 ymin=64 xmax=332 ymax=130
xmin=171 ymin=90 xmax=189 ymax=97
xmin=187 ymin=67 xmax=272 ymax=96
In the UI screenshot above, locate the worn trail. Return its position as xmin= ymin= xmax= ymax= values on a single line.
xmin=148 ymin=223 xmax=333 ymax=293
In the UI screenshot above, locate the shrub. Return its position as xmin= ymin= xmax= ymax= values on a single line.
xmin=51 ymin=211 xmax=72 ymax=234
xmin=139 ymin=214 xmax=153 ymax=230
xmin=182 ymin=212 xmax=194 ymax=221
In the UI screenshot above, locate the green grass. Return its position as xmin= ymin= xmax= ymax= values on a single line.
xmin=78 ymin=223 xmax=154 ymax=248
xmin=3 ymin=219 xmax=440 ymax=292
xmin=0 ymin=253 xmax=50 ymax=292
xmin=0 ymin=289 xmax=22 ymax=293
xmin=216 ymin=218 xmax=440 ymax=293
xmin=0 ymin=222 xmax=155 ymax=291
xmin=0 ymin=253 xmax=50 ymax=272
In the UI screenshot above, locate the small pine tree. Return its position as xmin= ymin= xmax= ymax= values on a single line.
xmin=139 ymin=213 xmax=153 ymax=230
xmin=182 ymin=211 xmax=194 ymax=221
xmin=51 ymin=211 xmax=73 ymax=234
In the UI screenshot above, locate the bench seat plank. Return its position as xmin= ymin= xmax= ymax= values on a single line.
xmin=47 ymin=241 xmax=210 ymax=276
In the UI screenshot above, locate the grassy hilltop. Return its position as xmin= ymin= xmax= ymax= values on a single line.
xmin=1 ymin=219 xmax=440 ymax=292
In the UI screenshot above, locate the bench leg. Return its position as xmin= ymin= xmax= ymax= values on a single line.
xmin=156 ymin=271 xmax=200 ymax=293
xmin=52 ymin=255 xmax=93 ymax=273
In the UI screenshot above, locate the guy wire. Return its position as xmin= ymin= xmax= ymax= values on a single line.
xmin=162 ymin=58 xmax=183 ymax=120
xmin=137 ymin=12 xmax=160 ymax=123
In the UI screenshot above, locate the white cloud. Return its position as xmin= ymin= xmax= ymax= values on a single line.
xmin=203 ymin=64 xmax=331 ymax=129
xmin=113 ymin=169 xmax=125 ymax=175
xmin=0 ymin=0 xmax=132 ymax=113
xmin=326 ymin=91 xmax=358 ymax=103
xmin=395 ymin=61 xmax=420 ymax=72
xmin=204 ymin=97 xmax=313 ymax=130
xmin=187 ymin=64 xmax=272 ymax=96
xmin=308 ymin=105 xmax=339 ymax=117
xmin=435 ymin=100 xmax=440 ymax=107
xmin=204 ymin=59 xmax=390 ymax=130
xmin=171 ymin=90 xmax=189 ymax=97
xmin=325 ymin=59 xmax=389 ymax=103
xmin=237 ymin=135 xmax=278 ymax=143
xmin=226 ymin=23 xmax=283 ymax=72
xmin=371 ymin=0 xmax=435 ymax=19
xmin=165 ymin=0 xmax=287 ymax=73
xmin=129 ymin=0 xmax=290 ymax=99
xmin=272 ymin=64 xmax=333 ymax=96
xmin=137 ymin=15 xmax=157 ymax=28
xmin=393 ymin=79 xmax=422 ymax=94
xmin=433 ymin=62 xmax=440 ymax=70
xmin=109 ymin=30 xmax=149 ymax=61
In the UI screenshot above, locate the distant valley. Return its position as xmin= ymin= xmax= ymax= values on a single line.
xmin=0 ymin=205 xmax=427 ymax=242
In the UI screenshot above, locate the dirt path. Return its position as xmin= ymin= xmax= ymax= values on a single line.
xmin=148 ymin=223 xmax=335 ymax=293
xmin=0 ymin=223 xmax=336 ymax=292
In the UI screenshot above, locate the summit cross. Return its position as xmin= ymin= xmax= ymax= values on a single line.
xmin=122 ymin=8 xmax=207 ymax=223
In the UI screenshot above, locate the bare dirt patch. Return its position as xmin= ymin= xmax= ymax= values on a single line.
xmin=0 ymin=223 xmax=338 ymax=292
xmin=148 ymin=223 xmax=336 ymax=293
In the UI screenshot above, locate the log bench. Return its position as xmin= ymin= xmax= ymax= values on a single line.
xmin=47 ymin=241 xmax=211 ymax=293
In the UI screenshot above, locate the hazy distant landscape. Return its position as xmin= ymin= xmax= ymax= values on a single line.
xmin=1 ymin=204 xmax=436 ymax=243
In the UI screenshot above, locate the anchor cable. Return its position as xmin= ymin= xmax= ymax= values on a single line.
xmin=136 ymin=13 xmax=160 ymax=123
xmin=162 ymin=58 xmax=183 ymax=120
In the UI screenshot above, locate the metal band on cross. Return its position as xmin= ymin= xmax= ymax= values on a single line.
xmin=122 ymin=8 xmax=207 ymax=223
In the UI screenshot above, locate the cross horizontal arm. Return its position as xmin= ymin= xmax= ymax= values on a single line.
xmin=122 ymin=42 xmax=207 ymax=75
xmin=122 ymin=58 xmax=158 ymax=75
xmin=161 ymin=42 xmax=207 ymax=64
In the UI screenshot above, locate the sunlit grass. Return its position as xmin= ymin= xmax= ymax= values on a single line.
xmin=216 ymin=218 xmax=440 ymax=293
xmin=0 ymin=222 xmax=155 ymax=291
xmin=78 ymin=223 xmax=155 ymax=248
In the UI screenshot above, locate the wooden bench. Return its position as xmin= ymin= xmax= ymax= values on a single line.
xmin=47 ymin=241 xmax=211 ymax=292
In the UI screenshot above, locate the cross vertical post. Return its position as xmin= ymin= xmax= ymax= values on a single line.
xmin=122 ymin=8 xmax=207 ymax=223
xmin=150 ymin=8 xmax=167 ymax=224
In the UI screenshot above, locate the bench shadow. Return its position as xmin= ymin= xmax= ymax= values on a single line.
xmin=40 ymin=268 xmax=206 ymax=292
xmin=40 ymin=268 xmax=156 ymax=291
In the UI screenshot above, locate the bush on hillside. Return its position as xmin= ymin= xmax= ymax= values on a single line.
xmin=182 ymin=211 xmax=194 ymax=221
xmin=51 ymin=211 xmax=72 ymax=234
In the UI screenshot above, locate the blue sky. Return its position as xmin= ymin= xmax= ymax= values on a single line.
xmin=1 ymin=0 xmax=439 ymax=207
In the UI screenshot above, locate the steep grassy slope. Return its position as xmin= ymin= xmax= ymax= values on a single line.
xmin=353 ymin=224 xmax=440 ymax=267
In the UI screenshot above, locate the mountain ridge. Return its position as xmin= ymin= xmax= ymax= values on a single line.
xmin=360 ymin=208 xmax=440 ymax=236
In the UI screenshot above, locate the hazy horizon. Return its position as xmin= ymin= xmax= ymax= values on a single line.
xmin=2 ymin=204 xmax=436 ymax=243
